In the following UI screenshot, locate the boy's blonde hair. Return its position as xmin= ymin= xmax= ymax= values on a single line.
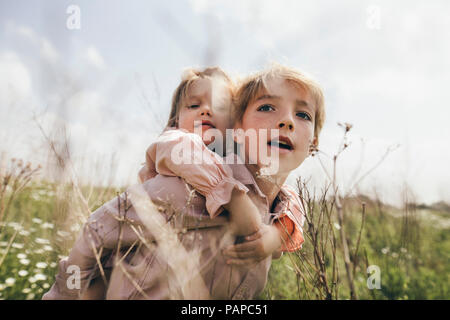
xmin=234 ymin=63 xmax=325 ymax=145
xmin=167 ymin=67 xmax=235 ymax=128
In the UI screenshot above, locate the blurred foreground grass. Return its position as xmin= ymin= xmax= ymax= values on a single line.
xmin=0 ymin=178 xmax=449 ymax=300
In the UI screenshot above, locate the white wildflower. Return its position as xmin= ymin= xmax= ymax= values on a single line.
xmin=17 ymin=253 xmax=27 ymax=259
xmin=7 ymin=222 xmax=23 ymax=231
xmin=41 ymin=222 xmax=54 ymax=229
xmin=28 ymin=277 xmax=37 ymax=283
xmin=43 ymin=283 xmax=50 ymax=289
xmin=34 ymin=249 xmax=44 ymax=254
xmin=5 ymin=278 xmax=16 ymax=286
xmin=400 ymin=247 xmax=407 ymax=253
xmin=381 ymin=247 xmax=390 ymax=254
xmin=43 ymin=245 xmax=53 ymax=252
xmin=70 ymin=224 xmax=81 ymax=232
xmin=0 ymin=241 xmax=8 ymax=247
xmin=57 ymin=230 xmax=71 ymax=238
xmin=22 ymin=288 xmax=31 ymax=294
xmin=18 ymin=270 xmax=29 ymax=277
xmin=35 ymin=238 xmax=50 ymax=245
xmin=333 ymin=223 xmax=341 ymax=230
xmin=0 ymin=284 xmax=5 ymax=291
xmin=36 ymin=262 xmax=47 ymax=269
xmin=20 ymin=258 xmax=30 ymax=265
xmin=392 ymin=252 xmax=399 ymax=258
xmin=11 ymin=243 xmax=24 ymax=249
xmin=50 ymin=262 xmax=57 ymax=268
xmin=34 ymin=273 xmax=47 ymax=281
xmin=26 ymin=293 xmax=35 ymax=300
xmin=19 ymin=230 xmax=31 ymax=236
xmin=32 ymin=218 xmax=43 ymax=224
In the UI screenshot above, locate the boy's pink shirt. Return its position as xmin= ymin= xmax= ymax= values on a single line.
xmin=138 ymin=128 xmax=305 ymax=252
xmin=42 ymin=154 xmax=306 ymax=300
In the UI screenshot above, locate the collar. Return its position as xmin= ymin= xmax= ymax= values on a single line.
xmin=224 ymin=153 xmax=294 ymax=211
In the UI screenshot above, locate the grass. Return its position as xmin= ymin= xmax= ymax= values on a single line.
xmin=0 ymin=174 xmax=448 ymax=300
xmin=1 ymin=124 xmax=449 ymax=301
xmin=260 ymin=193 xmax=450 ymax=300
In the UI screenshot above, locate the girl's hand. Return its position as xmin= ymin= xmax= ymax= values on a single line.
xmin=222 ymin=224 xmax=282 ymax=266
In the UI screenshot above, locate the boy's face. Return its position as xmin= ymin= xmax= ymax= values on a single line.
xmin=235 ymin=77 xmax=317 ymax=175
xmin=177 ymin=77 xmax=233 ymax=145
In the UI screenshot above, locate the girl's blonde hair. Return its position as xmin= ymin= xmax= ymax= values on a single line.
xmin=234 ymin=63 xmax=325 ymax=145
xmin=166 ymin=67 xmax=235 ymax=128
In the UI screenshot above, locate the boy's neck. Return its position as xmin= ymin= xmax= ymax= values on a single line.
xmin=245 ymin=164 xmax=288 ymax=208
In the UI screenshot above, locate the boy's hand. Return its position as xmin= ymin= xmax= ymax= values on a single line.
xmin=222 ymin=224 xmax=282 ymax=266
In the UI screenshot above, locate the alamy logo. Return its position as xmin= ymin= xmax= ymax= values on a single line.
xmin=366 ymin=5 xmax=381 ymax=30
xmin=66 ymin=5 xmax=81 ymax=30
xmin=66 ymin=265 xmax=81 ymax=290
xmin=366 ymin=265 xmax=381 ymax=289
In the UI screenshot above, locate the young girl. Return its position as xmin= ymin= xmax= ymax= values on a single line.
xmin=43 ymin=64 xmax=322 ymax=299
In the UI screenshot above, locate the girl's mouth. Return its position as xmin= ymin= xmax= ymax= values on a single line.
xmin=195 ymin=120 xmax=216 ymax=130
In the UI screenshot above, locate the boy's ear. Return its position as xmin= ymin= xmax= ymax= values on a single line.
xmin=309 ymin=136 xmax=318 ymax=154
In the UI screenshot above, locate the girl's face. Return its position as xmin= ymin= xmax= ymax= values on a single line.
xmin=177 ymin=77 xmax=233 ymax=145
xmin=235 ymin=77 xmax=317 ymax=175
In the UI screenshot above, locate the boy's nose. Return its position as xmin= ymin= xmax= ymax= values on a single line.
xmin=278 ymin=120 xmax=294 ymax=131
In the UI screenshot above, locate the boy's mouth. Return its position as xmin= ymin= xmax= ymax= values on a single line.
xmin=268 ymin=136 xmax=294 ymax=151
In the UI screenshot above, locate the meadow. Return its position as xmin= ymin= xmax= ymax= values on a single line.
xmin=0 ymin=155 xmax=448 ymax=300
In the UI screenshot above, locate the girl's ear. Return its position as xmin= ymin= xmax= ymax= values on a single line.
xmin=232 ymin=121 xmax=244 ymax=144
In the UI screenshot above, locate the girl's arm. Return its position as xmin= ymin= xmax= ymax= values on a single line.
xmin=140 ymin=129 xmax=261 ymax=236
xmin=42 ymin=193 xmax=146 ymax=300
xmin=222 ymin=186 xmax=306 ymax=265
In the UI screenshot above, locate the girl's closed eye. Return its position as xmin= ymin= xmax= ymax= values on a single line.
xmin=296 ymin=111 xmax=312 ymax=121
xmin=187 ymin=104 xmax=200 ymax=109
xmin=257 ymin=104 xmax=275 ymax=112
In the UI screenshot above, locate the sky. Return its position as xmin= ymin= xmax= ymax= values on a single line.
xmin=0 ymin=0 xmax=449 ymax=206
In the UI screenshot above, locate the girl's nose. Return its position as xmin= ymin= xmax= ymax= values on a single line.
xmin=199 ymin=104 xmax=212 ymax=116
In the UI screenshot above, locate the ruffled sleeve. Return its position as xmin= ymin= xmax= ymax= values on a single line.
xmin=145 ymin=129 xmax=249 ymax=218
xmin=273 ymin=185 xmax=306 ymax=252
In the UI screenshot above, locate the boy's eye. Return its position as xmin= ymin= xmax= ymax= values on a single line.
xmin=296 ymin=112 xmax=312 ymax=121
xmin=257 ymin=104 xmax=274 ymax=112
xmin=188 ymin=105 xmax=200 ymax=109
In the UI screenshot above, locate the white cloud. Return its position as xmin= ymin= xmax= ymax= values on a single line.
xmin=0 ymin=51 xmax=32 ymax=101
xmin=84 ymin=46 xmax=106 ymax=70
xmin=6 ymin=22 xmax=59 ymax=63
